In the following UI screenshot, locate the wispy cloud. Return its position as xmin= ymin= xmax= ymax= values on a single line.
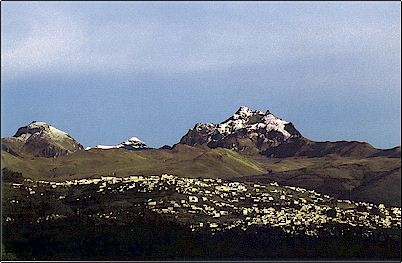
xmin=1 ymin=2 xmax=400 ymax=78
xmin=2 ymin=7 xmax=87 ymax=78
xmin=1 ymin=2 xmax=400 ymax=148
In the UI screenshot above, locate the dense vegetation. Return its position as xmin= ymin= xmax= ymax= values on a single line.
xmin=3 ymin=212 xmax=401 ymax=261
xmin=2 ymin=168 xmax=24 ymax=183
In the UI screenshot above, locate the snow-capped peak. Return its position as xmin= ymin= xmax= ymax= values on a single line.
xmin=7 ymin=121 xmax=83 ymax=157
xmin=213 ymin=106 xmax=291 ymax=139
xmin=87 ymin=136 xmax=149 ymax=151
xmin=180 ymin=106 xmax=303 ymax=151
xmin=261 ymin=114 xmax=290 ymax=138
xmin=14 ymin=121 xmax=71 ymax=142
xmin=234 ymin=106 xmax=253 ymax=119
xmin=27 ymin=121 xmax=49 ymax=128
xmin=126 ymin=137 xmax=144 ymax=143
xmin=181 ymin=106 xmax=302 ymax=149
xmin=121 ymin=136 xmax=147 ymax=147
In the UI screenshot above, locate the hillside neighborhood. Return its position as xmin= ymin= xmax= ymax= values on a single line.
xmin=5 ymin=174 xmax=400 ymax=238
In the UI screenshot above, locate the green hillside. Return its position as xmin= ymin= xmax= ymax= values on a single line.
xmin=240 ymin=154 xmax=401 ymax=206
xmin=1 ymin=144 xmax=265 ymax=181
xmin=2 ymin=143 xmax=400 ymax=206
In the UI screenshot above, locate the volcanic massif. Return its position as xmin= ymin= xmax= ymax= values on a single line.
xmin=2 ymin=106 xmax=401 ymax=206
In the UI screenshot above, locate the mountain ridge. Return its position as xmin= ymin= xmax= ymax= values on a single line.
xmin=179 ymin=106 xmax=400 ymax=158
xmin=1 ymin=109 xmax=400 ymax=206
xmin=2 ymin=108 xmax=400 ymax=159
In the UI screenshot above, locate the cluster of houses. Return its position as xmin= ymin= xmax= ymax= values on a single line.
xmin=7 ymin=174 xmax=401 ymax=237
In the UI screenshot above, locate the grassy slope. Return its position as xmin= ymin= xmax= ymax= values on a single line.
xmin=241 ymin=154 xmax=401 ymax=206
xmin=1 ymin=145 xmax=265 ymax=181
xmin=2 ymin=144 xmax=400 ymax=206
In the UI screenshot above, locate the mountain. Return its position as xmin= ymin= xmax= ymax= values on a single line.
xmin=180 ymin=106 xmax=399 ymax=158
xmin=177 ymin=106 xmax=400 ymax=206
xmin=370 ymin=146 xmax=401 ymax=158
xmin=86 ymin=136 xmax=149 ymax=150
xmin=1 ymin=111 xmax=400 ymax=206
xmin=180 ymin=106 xmax=302 ymax=154
xmin=1 ymin=121 xmax=83 ymax=158
xmin=261 ymin=138 xmax=384 ymax=158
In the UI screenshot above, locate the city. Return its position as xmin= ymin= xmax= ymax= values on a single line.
xmin=5 ymin=174 xmax=400 ymax=238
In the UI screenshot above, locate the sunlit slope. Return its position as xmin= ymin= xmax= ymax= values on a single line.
xmin=1 ymin=144 xmax=265 ymax=181
xmin=240 ymin=154 xmax=401 ymax=206
xmin=2 ymin=144 xmax=400 ymax=206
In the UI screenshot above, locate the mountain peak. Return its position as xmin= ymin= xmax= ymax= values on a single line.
xmin=88 ymin=136 xmax=149 ymax=151
xmin=4 ymin=121 xmax=83 ymax=158
xmin=235 ymin=106 xmax=253 ymax=116
xmin=14 ymin=121 xmax=48 ymax=137
xmin=14 ymin=121 xmax=69 ymax=140
xmin=127 ymin=136 xmax=143 ymax=143
xmin=120 ymin=136 xmax=148 ymax=149
xmin=180 ymin=106 xmax=303 ymax=152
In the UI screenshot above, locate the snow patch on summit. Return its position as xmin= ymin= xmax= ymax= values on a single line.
xmin=7 ymin=121 xmax=83 ymax=157
xmin=261 ymin=114 xmax=290 ymax=138
xmin=14 ymin=121 xmax=72 ymax=142
xmin=122 ymin=137 xmax=145 ymax=145
xmin=214 ymin=106 xmax=291 ymax=139
xmin=87 ymin=136 xmax=148 ymax=151
xmin=179 ymin=106 xmax=302 ymax=150
xmin=94 ymin=145 xmax=118 ymax=150
xmin=48 ymin=126 xmax=70 ymax=141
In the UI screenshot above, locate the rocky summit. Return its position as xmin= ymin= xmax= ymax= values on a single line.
xmin=1 ymin=121 xmax=83 ymax=158
xmin=180 ymin=106 xmax=399 ymax=158
xmin=180 ymin=106 xmax=302 ymax=154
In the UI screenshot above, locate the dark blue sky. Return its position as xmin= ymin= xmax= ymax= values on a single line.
xmin=1 ymin=2 xmax=401 ymax=148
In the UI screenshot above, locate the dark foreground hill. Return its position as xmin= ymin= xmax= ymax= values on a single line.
xmin=2 ymin=176 xmax=400 ymax=260
xmin=4 ymin=214 xmax=400 ymax=261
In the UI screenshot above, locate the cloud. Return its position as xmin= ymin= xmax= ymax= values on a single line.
xmin=1 ymin=7 xmax=87 ymax=79
xmin=1 ymin=2 xmax=400 ymax=79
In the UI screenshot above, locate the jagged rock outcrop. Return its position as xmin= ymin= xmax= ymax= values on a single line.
xmin=180 ymin=106 xmax=303 ymax=154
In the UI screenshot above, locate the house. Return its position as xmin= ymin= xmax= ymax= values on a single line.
xmin=213 ymin=212 xmax=221 ymax=218
xmin=148 ymin=201 xmax=157 ymax=206
xmin=220 ymin=210 xmax=229 ymax=216
xmin=189 ymin=196 xmax=199 ymax=203
xmin=209 ymin=222 xmax=219 ymax=228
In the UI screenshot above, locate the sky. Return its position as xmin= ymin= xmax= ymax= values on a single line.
xmin=1 ymin=1 xmax=401 ymax=149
